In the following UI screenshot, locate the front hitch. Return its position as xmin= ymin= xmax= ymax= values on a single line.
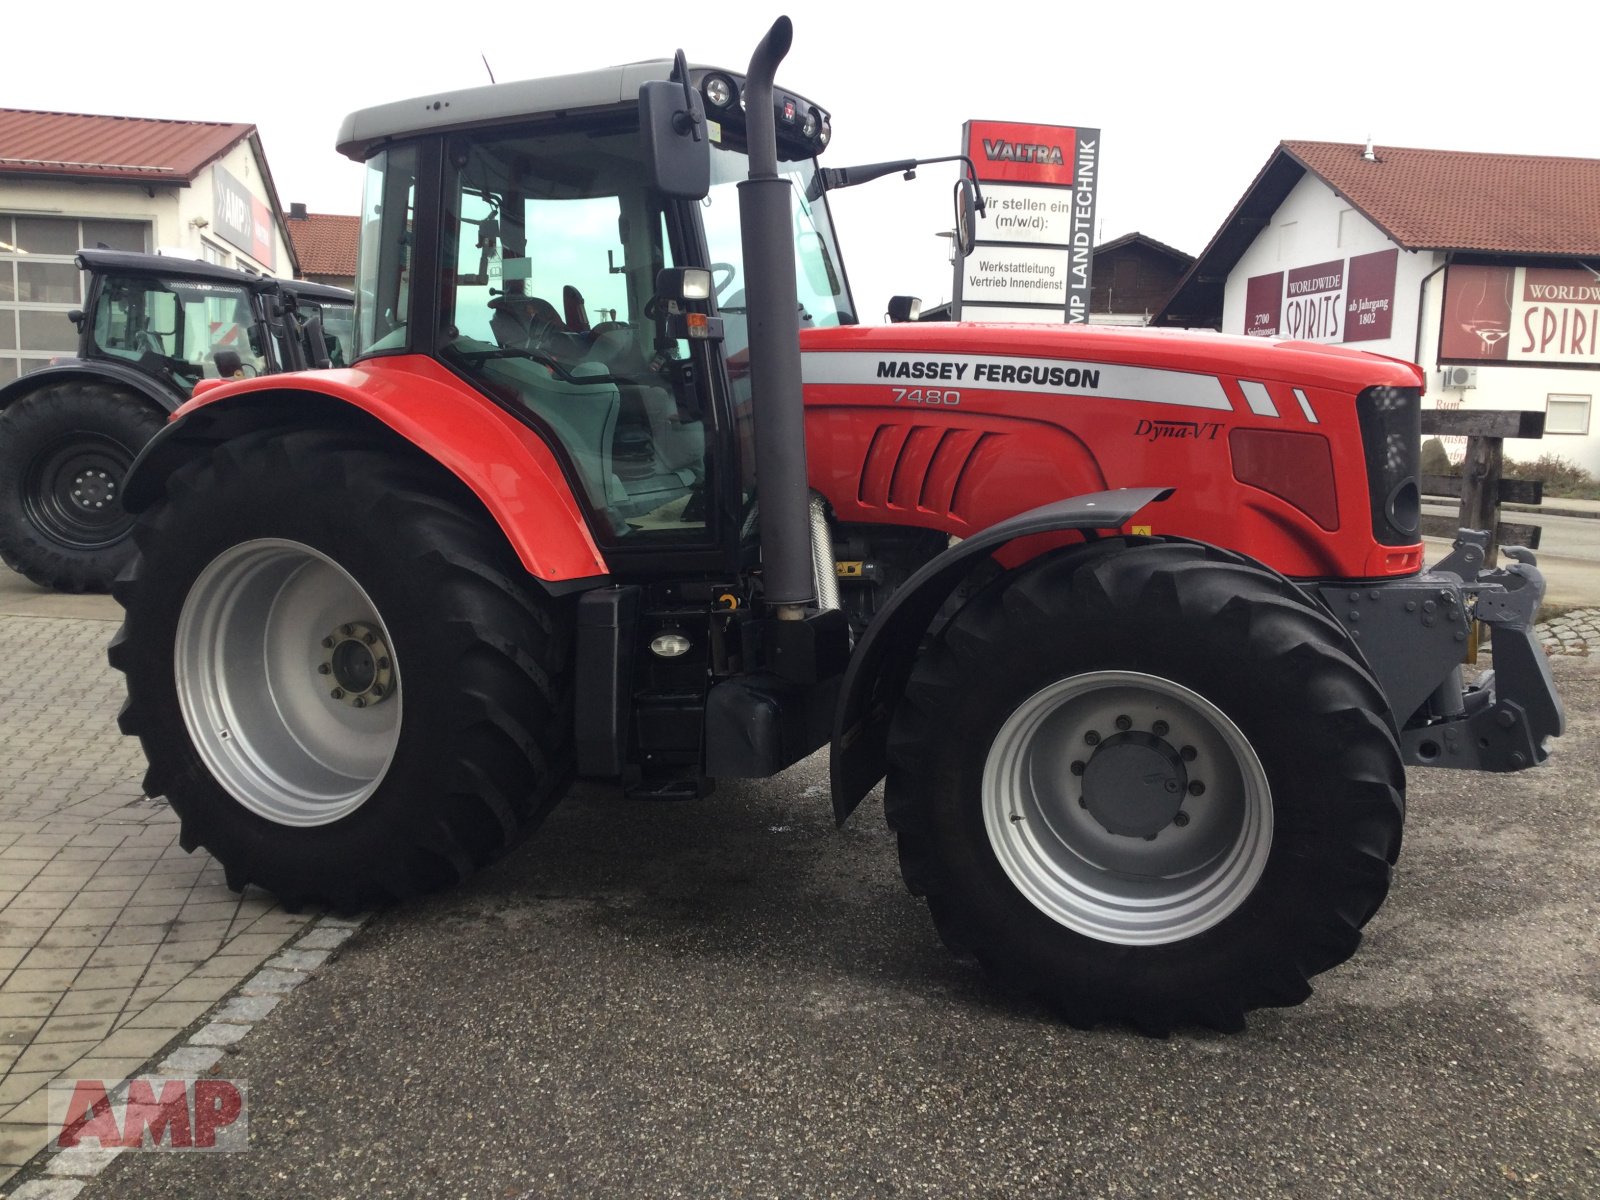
xmin=1317 ymin=530 xmax=1565 ymax=771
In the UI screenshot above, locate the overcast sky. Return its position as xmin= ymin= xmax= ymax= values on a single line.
xmin=7 ymin=1 xmax=1593 ymax=317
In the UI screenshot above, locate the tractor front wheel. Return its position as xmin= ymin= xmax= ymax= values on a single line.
xmin=110 ymin=428 xmax=573 ymax=909
xmin=0 ymin=384 xmax=166 ymax=591
xmin=886 ymin=539 xmax=1405 ymax=1033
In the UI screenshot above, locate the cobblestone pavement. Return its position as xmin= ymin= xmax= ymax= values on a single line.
xmin=1538 ymin=606 xmax=1598 ymax=656
xmin=0 ymin=612 xmax=320 ymax=1187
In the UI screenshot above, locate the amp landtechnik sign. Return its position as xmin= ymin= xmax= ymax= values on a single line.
xmin=954 ymin=119 xmax=1101 ymax=324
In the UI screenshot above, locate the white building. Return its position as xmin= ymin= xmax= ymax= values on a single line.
xmin=1 ymin=108 xmax=300 ymax=384
xmin=1156 ymin=141 xmax=1600 ymax=474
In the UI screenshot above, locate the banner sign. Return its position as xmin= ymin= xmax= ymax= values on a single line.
xmin=213 ymin=165 xmax=275 ymax=267
xmin=1240 ymin=249 xmax=1396 ymax=344
xmin=956 ymin=120 xmax=1100 ymax=324
xmin=1440 ymin=263 xmax=1600 ymax=365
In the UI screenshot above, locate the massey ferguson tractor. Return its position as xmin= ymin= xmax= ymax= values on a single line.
xmin=0 ymin=251 xmax=353 ymax=592
xmin=107 ymin=19 xmax=1563 ymax=1032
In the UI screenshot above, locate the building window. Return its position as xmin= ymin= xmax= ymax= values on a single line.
xmin=0 ymin=214 xmax=150 ymax=381
xmin=1546 ymin=393 xmax=1591 ymax=436
xmin=201 ymin=241 xmax=231 ymax=268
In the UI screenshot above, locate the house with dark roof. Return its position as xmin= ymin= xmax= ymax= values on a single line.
xmin=0 ymin=108 xmax=299 ymax=383
xmin=286 ymin=207 xmax=359 ymax=290
xmin=1154 ymin=141 xmax=1600 ymax=472
xmin=1088 ymin=232 xmax=1193 ymax=326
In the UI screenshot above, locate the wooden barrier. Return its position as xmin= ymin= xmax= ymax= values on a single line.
xmin=1419 ymin=409 xmax=1546 ymax=559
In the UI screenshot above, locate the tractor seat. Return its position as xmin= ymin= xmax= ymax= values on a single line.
xmin=488 ymin=294 xmax=564 ymax=349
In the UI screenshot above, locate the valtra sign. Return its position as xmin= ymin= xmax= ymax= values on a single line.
xmin=1440 ymin=263 xmax=1600 ymax=365
xmin=956 ymin=119 xmax=1101 ymax=324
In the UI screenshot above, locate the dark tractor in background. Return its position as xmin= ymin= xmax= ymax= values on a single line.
xmin=0 ymin=250 xmax=353 ymax=592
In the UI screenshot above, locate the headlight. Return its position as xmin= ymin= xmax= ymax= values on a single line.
xmin=802 ymin=108 xmax=819 ymax=138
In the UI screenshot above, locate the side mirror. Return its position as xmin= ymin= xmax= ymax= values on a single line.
xmin=887 ymin=296 xmax=922 ymax=323
xmin=301 ymin=312 xmax=333 ymax=369
xmin=67 ymin=309 xmax=84 ymax=330
xmin=954 ymin=178 xmax=978 ymax=259
xmin=639 ymin=57 xmax=710 ymax=200
xmin=213 ymin=349 xmax=243 ymax=378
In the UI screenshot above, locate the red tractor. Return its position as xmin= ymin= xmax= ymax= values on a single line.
xmin=108 ymin=20 xmax=1563 ymax=1032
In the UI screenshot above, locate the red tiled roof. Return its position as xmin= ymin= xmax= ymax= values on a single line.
xmin=286 ymin=213 xmax=359 ymax=278
xmin=1283 ymin=140 xmax=1600 ymax=257
xmin=0 ymin=109 xmax=253 ymax=183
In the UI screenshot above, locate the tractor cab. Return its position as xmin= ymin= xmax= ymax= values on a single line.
xmin=343 ymin=62 xmax=852 ymax=554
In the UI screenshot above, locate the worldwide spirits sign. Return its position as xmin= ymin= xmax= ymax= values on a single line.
xmin=1440 ymin=263 xmax=1600 ymax=365
xmin=1241 ymin=249 xmax=1397 ymax=344
xmin=955 ymin=120 xmax=1101 ymax=324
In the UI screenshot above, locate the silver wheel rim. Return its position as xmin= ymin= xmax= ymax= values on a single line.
xmin=175 ymin=538 xmax=402 ymax=827
xmin=983 ymin=670 xmax=1272 ymax=946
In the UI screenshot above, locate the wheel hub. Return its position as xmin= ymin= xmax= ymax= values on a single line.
xmin=319 ymin=622 xmax=394 ymax=708
xmin=71 ymin=469 xmax=117 ymax=510
xmin=1081 ymin=730 xmax=1188 ymax=838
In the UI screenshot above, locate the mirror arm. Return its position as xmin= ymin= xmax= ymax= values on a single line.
xmin=805 ymin=153 xmax=987 ymax=215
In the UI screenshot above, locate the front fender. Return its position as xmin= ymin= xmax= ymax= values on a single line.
xmin=0 ymin=360 xmax=184 ymax=413
xmin=123 ymin=356 xmax=610 ymax=586
xmin=830 ymin=487 xmax=1172 ymax=824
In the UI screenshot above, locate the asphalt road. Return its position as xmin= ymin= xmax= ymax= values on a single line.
xmin=80 ymin=654 xmax=1600 ymax=1200
xmin=1422 ymin=504 xmax=1600 ymax=563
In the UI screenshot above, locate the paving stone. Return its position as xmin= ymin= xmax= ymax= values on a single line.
xmin=44 ymin=1146 xmax=125 ymax=1177
xmin=188 ymin=1021 xmax=250 ymax=1047
xmin=158 ymin=976 xmax=236 ymax=1005
xmin=31 ymin=1016 xmax=115 ymax=1046
xmin=238 ymin=968 xmax=307 ymax=996
xmin=295 ymin=925 xmax=357 ymax=951
xmin=49 ymin=990 xmax=130 ymax=1018
xmin=213 ymin=995 xmax=280 ymax=1023
xmin=0 ymin=1016 xmax=45 ymax=1045
xmin=0 ymin=1072 xmax=54 ymax=1108
xmin=157 ymin=1046 xmax=223 ymax=1074
xmin=119 ymin=1001 xmax=212 ymax=1031
xmin=266 ymin=948 xmax=330 ymax=972
xmin=11 ymin=1041 xmax=99 ymax=1075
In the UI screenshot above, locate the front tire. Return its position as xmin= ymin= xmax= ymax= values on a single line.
xmin=109 ymin=428 xmax=574 ymax=909
xmin=886 ymin=539 xmax=1404 ymax=1033
xmin=0 ymin=384 xmax=166 ymax=592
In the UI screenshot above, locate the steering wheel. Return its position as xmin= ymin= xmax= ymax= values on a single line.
xmin=710 ymin=263 xmax=737 ymax=301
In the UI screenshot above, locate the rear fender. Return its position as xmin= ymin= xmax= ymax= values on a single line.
xmin=122 ymin=358 xmax=609 ymax=588
xmin=831 ymin=487 xmax=1171 ymax=824
xmin=0 ymin=360 xmax=183 ymax=414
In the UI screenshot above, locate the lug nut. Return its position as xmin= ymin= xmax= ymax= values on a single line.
xmin=1164 ymin=779 xmax=1179 ymax=793
xmin=377 ymin=657 xmax=390 ymax=670
xmin=363 ymin=632 xmax=376 ymax=645
xmin=1173 ymin=812 xmax=1190 ymax=827
xmin=1152 ymin=720 xmax=1169 ymax=737
xmin=354 ymin=697 xmax=367 ymax=708
xmin=1188 ymin=780 xmax=1205 ymax=796
xmin=1069 ymin=760 xmax=1086 ymax=776
xmin=1180 ymin=746 xmax=1197 ymax=762
xmin=1084 ymin=730 xmax=1101 ymax=746
xmin=342 ymin=624 xmax=354 ymax=636
xmin=370 ymin=684 xmax=384 ymax=698
xmin=1078 ymin=795 xmax=1088 ymax=808
xmin=317 ymin=664 xmax=331 ymax=675
xmin=1115 ymin=714 xmax=1132 ymax=731
xmin=322 ymin=637 xmax=334 ymax=649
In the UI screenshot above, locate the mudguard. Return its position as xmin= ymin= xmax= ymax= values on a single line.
xmin=0 ymin=359 xmax=184 ymax=414
xmin=121 ymin=355 xmax=610 ymax=586
xmin=830 ymin=486 xmax=1172 ymax=824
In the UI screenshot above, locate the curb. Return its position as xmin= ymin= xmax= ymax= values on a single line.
xmin=2 ymin=912 xmax=373 ymax=1199
xmin=1501 ymin=502 xmax=1600 ymax=520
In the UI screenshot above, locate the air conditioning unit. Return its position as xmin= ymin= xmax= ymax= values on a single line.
xmin=1440 ymin=365 xmax=1478 ymax=389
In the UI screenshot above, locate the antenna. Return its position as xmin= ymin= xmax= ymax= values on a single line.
xmin=481 ymin=54 xmax=496 ymax=84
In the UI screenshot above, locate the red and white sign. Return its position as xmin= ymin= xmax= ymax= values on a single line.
xmin=1241 ymin=250 xmax=1397 ymax=345
xmin=50 ymin=1077 xmax=247 ymax=1152
xmin=958 ymin=119 xmax=1101 ymax=324
xmin=1440 ymin=263 xmax=1600 ymax=364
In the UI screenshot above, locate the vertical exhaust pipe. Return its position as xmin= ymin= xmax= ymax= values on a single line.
xmin=738 ymin=16 xmax=814 ymax=619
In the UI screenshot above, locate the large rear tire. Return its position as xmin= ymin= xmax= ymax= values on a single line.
xmin=886 ymin=539 xmax=1404 ymax=1033
xmin=0 ymin=384 xmax=166 ymax=592
xmin=109 ymin=428 xmax=574 ymax=909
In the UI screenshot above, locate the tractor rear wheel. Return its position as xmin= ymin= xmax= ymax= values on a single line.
xmin=0 ymin=384 xmax=166 ymax=592
xmin=886 ymin=539 xmax=1404 ymax=1033
xmin=109 ymin=428 xmax=573 ymax=910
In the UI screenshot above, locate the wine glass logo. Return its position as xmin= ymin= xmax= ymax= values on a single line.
xmin=1456 ymin=266 xmax=1514 ymax=357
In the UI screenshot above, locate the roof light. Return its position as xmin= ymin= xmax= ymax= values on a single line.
xmin=818 ymin=119 xmax=831 ymax=147
xmin=703 ymin=74 xmax=735 ymax=109
xmin=801 ymin=108 xmax=819 ymax=138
